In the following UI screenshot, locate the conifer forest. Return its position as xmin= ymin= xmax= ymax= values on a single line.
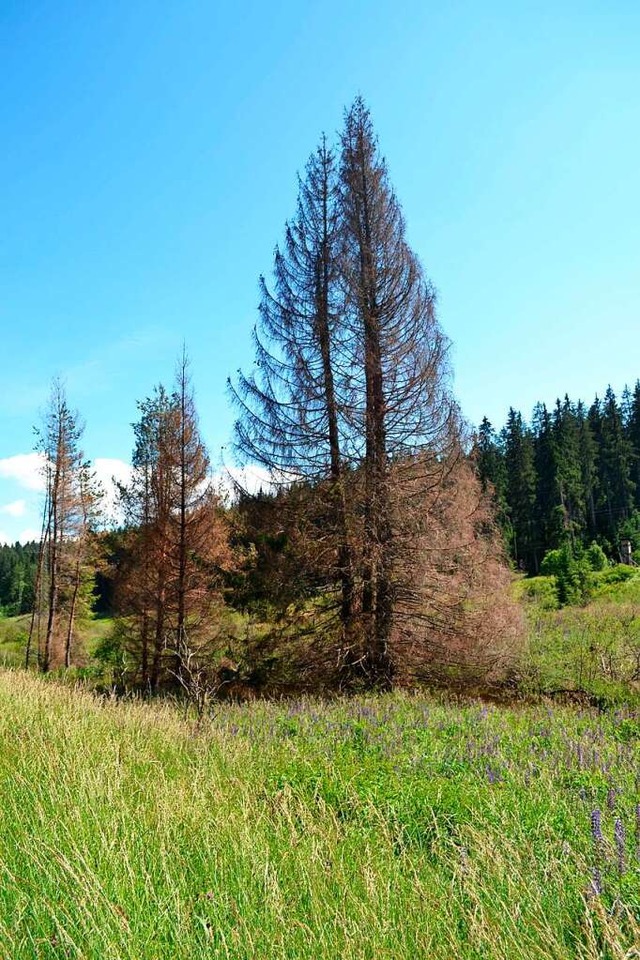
xmin=478 ymin=384 xmax=640 ymax=572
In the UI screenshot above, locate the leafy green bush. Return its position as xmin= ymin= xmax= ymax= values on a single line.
xmin=585 ymin=541 xmax=608 ymax=572
xmin=538 ymin=542 xmax=615 ymax=608
xmin=539 ymin=549 xmax=564 ymax=578
xmin=592 ymin=564 xmax=637 ymax=587
xmin=515 ymin=576 xmax=558 ymax=610
xmin=541 ymin=544 xmax=591 ymax=606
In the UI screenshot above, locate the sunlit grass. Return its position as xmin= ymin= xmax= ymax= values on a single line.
xmin=522 ymin=570 xmax=640 ymax=705
xmin=0 ymin=670 xmax=638 ymax=958
xmin=0 ymin=613 xmax=115 ymax=670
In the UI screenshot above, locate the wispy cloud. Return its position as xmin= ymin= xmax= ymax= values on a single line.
xmin=0 ymin=499 xmax=27 ymax=517
xmin=0 ymin=327 xmax=175 ymax=420
xmin=94 ymin=457 xmax=132 ymax=521
xmin=62 ymin=328 xmax=178 ymax=400
xmin=0 ymin=453 xmax=46 ymax=491
xmin=216 ymin=465 xmax=276 ymax=500
xmin=18 ymin=528 xmax=42 ymax=544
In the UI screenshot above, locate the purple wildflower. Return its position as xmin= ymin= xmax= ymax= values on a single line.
xmin=589 ymin=867 xmax=603 ymax=897
xmin=591 ymin=809 xmax=604 ymax=845
xmin=606 ymin=786 xmax=616 ymax=810
xmin=614 ymin=818 xmax=626 ymax=874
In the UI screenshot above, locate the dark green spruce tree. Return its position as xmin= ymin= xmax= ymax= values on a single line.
xmin=596 ymin=387 xmax=634 ymax=546
xmin=553 ymin=396 xmax=587 ymax=546
xmin=626 ymin=380 xmax=640 ymax=511
xmin=475 ymin=417 xmax=509 ymax=533
xmin=503 ymin=408 xmax=538 ymax=571
xmin=532 ymin=402 xmax=564 ymax=556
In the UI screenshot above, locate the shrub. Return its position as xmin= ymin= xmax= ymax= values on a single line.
xmin=516 ymin=576 xmax=558 ymax=610
xmin=592 ymin=565 xmax=638 ymax=588
xmin=540 ymin=544 xmax=592 ymax=607
xmin=539 ymin=549 xmax=564 ymax=578
xmin=586 ymin=541 xmax=608 ymax=572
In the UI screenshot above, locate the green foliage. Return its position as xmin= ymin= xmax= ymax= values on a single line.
xmin=0 ymin=542 xmax=39 ymax=616
xmin=585 ymin=541 xmax=608 ymax=571
xmin=0 ymin=615 xmax=30 ymax=667
xmin=92 ymin=619 xmax=130 ymax=686
xmin=539 ymin=548 xmax=564 ymax=578
xmin=483 ymin=381 xmax=640 ymax=574
xmin=539 ymin=541 xmax=613 ymax=608
xmin=514 ymin=575 xmax=558 ymax=610
xmin=0 ymin=670 xmax=638 ymax=958
xmin=540 ymin=543 xmax=591 ymax=606
xmin=503 ymin=408 xmax=537 ymax=571
xmin=592 ymin=564 xmax=638 ymax=590
xmin=522 ymin=566 xmax=640 ymax=703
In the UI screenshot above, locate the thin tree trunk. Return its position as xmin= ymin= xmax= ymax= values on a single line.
xmin=140 ymin=611 xmax=150 ymax=687
xmin=26 ymin=490 xmax=51 ymax=670
xmin=151 ymin=592 xmax=165 ymax=692
xmin=357 ymin=138 xmax=393 ymax=688
xmin=316 ymin=159 xmax=354 ymax=643
xmin=175 ymin=354 xmax=188 ymax=680
xmin=43 ymin=454 xmax=63 ymax=673
xmin=64 ymin=554 xmax=82 ymax=668
xmin=42 ymin=539 xmax=57 ymax=672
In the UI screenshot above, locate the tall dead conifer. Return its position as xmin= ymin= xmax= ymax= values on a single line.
xmin=116 ymin=356 xmax=234 ymax=691
xmin=339 ymin=97 xmax=457 ymax=686
xmin=231 ymin=98 xmax=519 ymax=690
xmin=230 ymin=138 xmax=356 ymax=646
xmin=27 ymin=380 xmax=101 ymax=672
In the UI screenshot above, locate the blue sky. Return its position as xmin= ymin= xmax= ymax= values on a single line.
xmin=1 ymin=0 xmax=639 ymax=542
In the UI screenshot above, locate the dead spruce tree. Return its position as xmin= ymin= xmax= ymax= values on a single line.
xmin=116 ymin=384 xmax=174 ymax=688
xmin=389 ymin=448 xmax=521 ymax=685
xmin=232 ymin=98 xmax=520 ymax=690
xmin=230 ymin=137 xmax=358 ymax=654
xmin=26 ymin=380 xmax=102 ymax=672
xmin=338 ymin=97 xmax=461 ymax=686
xmin=117 ymin=355 xmax=233 ymax=692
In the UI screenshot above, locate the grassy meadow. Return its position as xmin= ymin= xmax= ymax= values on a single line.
xmin=520 ymin=567 xmax=640 ymax=707
xmin=0 ymin=573 xmax=639 ymax=957
xmin=0 ymin=670 xmax=639 ymax=958
xmin=0 ymin=614 xmax=115 ymax=672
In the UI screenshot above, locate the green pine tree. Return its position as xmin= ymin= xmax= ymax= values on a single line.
xmin=503 ymin=408 xmax=538 ymax=572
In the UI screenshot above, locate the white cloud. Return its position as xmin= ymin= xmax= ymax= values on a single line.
xmin=0 ymin=453 xmax=46 ymax=491
xmin=18 ymin=528 xmax=41 ymax=544
xmin=0 ymin=499 xmax=27 ymax=517
xmin=216 ymin=465 xmax=280 ymax=500
xmin=94 ymin=457 xmax=132 ymax=523
xmin=94 ymin=457 xmax=132 ymax=489
xmin=0 ymin=524 xmax=40 ymax=546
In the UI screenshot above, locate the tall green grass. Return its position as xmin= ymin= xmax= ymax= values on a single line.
xmin=0 ymin=670 xmax=638 ymax=958
xmin=0 ymin=614 xmax=116 ymax=671
xmin=520 ymin=569 xmax=640 ymax=705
